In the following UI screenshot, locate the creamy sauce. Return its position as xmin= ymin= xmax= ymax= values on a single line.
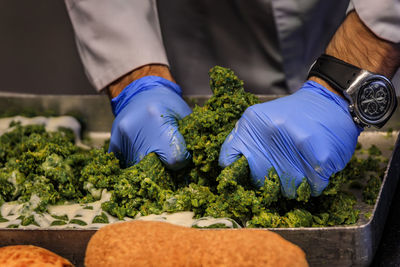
xmin=135 ymin=211 xmax=195 ymax=228
xmin=0 ymin=191 xmax=132 ymax=229
xmin=0 ymin=189 xmax=237 ymax=229
xmin=83 ymin=182 xmax=103 ymax=200
xmin=0 ymin=189 xmax=234 ymax=229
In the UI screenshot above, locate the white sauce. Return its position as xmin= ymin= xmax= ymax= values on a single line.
xmin=0 ymin=189 xmax=235 ymax=229
xmin=0 ymin=190 xmax=133 ymax=229
xmin=135 ymin=211 xmax=195 ymax=228
xmin=83 ymin=182 xmax=102 ymax=200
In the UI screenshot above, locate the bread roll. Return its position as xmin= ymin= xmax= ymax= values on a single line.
xmin=0 ymin=245 xmax=73 ymax=267
xmin=85 ymin=221 xmax=308 ymax=267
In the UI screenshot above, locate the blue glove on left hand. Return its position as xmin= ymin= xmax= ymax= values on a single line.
xmin=108 ymin=76 xmax=192 ymax=169
xmin=219 ymin=81 xmax=362 ymax=198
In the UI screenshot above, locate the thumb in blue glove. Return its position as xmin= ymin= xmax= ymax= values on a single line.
xmin=219 ymin=81 xmax=362 ymax=198
xmin=109 ymin=76 xmax=192 ymax=169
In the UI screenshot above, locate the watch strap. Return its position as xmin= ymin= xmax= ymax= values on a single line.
xmin=308 ymin=54 xmax=362 ymax=92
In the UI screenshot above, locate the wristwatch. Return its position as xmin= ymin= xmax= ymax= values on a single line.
xmin=308 ymin=54 xmax=397 ymax=128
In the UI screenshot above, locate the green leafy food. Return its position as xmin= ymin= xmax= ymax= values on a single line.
xmin=69 ymin=219 xmax=87 ymax=226
xmin=0 ymin=66 xmax=387 ymax=228
xmin=368 ymin=145 xmax=382 ymax=156
xmin=51 ymin=220 xmax=67 ymax=226
xmin=92 ymin=212 xmax=109 ymax=224
xmin=364 ymin=212 xmax=373 ymax=220
xmin=363 ymin=176 xmax=382 ymax=205
xmin=296 ymin=179 xmax=311 ymax=203
xmin=178 ymin=66 xmax=259 ymax=186
xmin=192 ymin=223 xmax=231 ymax=229
xmin=20 ymin=215 xmax=39 ymax=226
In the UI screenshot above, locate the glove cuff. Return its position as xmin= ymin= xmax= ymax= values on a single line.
xmin=303 ymin=80 xmax=363 ymax=133
xmin=304 ymin=80 xmax=348 ymax=111
xmin=111 ymin=76 xmax=183 ymax=116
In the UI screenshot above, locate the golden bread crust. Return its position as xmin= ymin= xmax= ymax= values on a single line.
xmin=85 ymin=221 xmax=308 ymax=267
xmin=0 ymin=245 xmax=73 ymax=267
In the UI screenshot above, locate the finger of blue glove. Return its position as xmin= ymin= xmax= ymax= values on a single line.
xmin=219 ymin=108 xmax=307 ymax=197
xmin=151 ymin=112 xmax=191 ymax=170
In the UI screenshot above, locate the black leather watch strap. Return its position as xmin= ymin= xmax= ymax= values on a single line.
xmin=308 ymin=54 xmax=362 ymax=92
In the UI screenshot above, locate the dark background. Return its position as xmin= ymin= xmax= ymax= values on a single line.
xmin=0 ymin=0 xmax=95 ymax=95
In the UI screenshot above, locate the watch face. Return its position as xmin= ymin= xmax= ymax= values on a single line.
xmin=357 ymin=80 xmax=392 ymax=121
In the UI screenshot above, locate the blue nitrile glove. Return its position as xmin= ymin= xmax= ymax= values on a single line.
xmin=219 ymin=81 xmax=363 ymax=198
xmin=109 ymin=76 xmax=192 ymax=169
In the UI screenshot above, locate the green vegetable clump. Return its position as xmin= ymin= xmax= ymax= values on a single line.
xmin=0 ymin=124 xmax=85 ymax=212
xmin=0 ymin=66 xmax=387 ymax=228
xmin=178 ymin=66 xmax=259 ymax=185
xmin=101 ymin=152 xmax=176 ymax=219
xmin=363 ymin=176 xmax=382 ymax=205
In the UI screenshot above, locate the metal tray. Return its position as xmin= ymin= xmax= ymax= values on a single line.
xmin=0 ymin=93 xmax=399 ymax=267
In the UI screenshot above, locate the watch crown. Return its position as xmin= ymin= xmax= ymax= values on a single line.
xmin=349 ymin=104 xmax=354 ymax=113
xmin=353 ymin=117 xmax=361 ymax=124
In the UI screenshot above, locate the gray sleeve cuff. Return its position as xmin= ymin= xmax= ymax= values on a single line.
xmin=346 ymin=1 xmax=354 ymax=14
xmin=65 ymin=0 xmax=169 ymax=91
xmin=351 ymin=0 xmax=400 ymax=44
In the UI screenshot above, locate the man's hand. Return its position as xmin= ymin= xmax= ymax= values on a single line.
xmin=220 ymin=11 xmax=399 ymax=198
xmin=107 ymin=65 xmax=192 ymax=169
xmin=219 ymin=81 xmax=362 ymax=198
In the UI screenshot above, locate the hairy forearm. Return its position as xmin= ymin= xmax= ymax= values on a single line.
xmin=310 ymin=11 xmax=400 ymax=96
xmin=107 ymin=64 xmax=175 ymax=99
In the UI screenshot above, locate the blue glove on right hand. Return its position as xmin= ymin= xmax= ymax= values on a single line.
xmin=219 ymin=81 xmax=362 ymax=198
xmin=108 ymin=76 xmax=192 ymax=169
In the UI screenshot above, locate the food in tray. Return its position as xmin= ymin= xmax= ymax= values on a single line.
xmin=0 ymin=66 xmax=387 ymax=229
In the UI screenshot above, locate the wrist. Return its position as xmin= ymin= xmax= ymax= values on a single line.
xmin=309 ymin=11 xmax=400 ymax=101
xmin=111 ymin=76 xmax=183 ymax=117
xmin=107 ymin=64 xmax=175 ymax=99
xmin=308 ymin=77 xmax=344 ymax=98
xmin=325 ymin=11 xmax=400 ymax=78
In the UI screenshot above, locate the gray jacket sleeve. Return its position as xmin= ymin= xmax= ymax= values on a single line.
xmin=65 ymin=0 xmax=169 ymax=91
xmin=350 ymin=0 xmax=400 ymax=44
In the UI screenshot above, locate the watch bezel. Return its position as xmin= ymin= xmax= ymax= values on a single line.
xmin=344 ymin=70 xmax=397 ymax=128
